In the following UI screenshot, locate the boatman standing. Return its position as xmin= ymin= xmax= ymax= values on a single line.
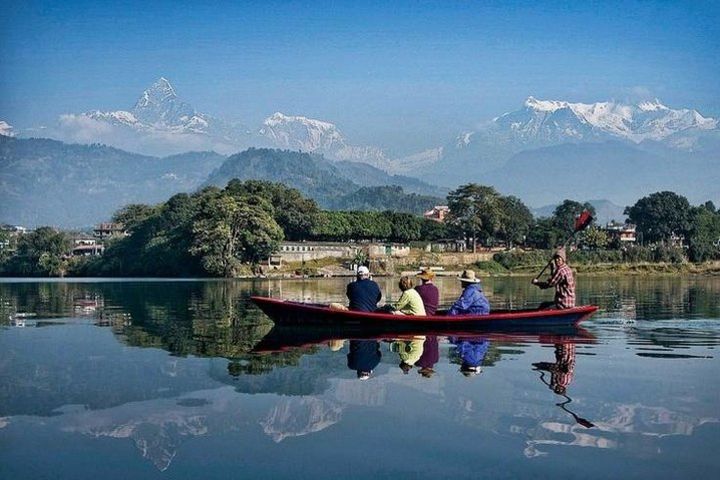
xmin=346 ymin=265 xmax=382 ymax=312
xmin=532 ymin=247 xmax=576 ymax=309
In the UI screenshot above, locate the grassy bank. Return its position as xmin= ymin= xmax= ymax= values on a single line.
xmin=473 ymin=260 xmax=720 ymax=276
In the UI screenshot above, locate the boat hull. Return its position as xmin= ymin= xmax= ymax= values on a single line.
xmin=250 ymin=296 xmax=598 ymax=329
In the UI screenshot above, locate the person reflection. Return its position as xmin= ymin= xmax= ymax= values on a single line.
xmin=533 ymin=343 xmax=576 ymax=394
xmin=415 ymin=335 xmax=439 ymax=378
xmin=391 ymin=336 xmax=426 ymax=374
xmin=449 ymin=336 xmax=489 ymax=377
xmin=347 ymin=340 xmax=381 ymax=380
xmin=533 ymin=342 xmax=594 ymax=428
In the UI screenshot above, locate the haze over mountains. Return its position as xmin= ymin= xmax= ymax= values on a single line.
xmin=1 ymin=77 xmax=718 ymax=226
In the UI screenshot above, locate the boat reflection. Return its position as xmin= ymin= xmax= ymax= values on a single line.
xmin=252 ymin=322 xmax=596 ymax=353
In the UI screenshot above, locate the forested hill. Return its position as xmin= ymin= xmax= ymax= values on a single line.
xmin=205 ymin=148 xmax=443 ymax=213
xmin=0 ymin=136 xmax=225 ymax=227
xmin=328 ymin=185 xmax=442 ymax=213
xmin=0 ymin=139 xmax=444 ymax=227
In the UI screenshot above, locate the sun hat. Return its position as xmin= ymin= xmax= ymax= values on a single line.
xmin=459 ymin=269 xmax=481 ymax=284
xmin=417 ymin=268 xmax=436 ymax=280
xmin=357 ymin=265 xmax=370 ymax=275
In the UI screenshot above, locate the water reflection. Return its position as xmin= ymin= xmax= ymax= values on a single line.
xmin=0 ymin=278 xmax=719 ymax=478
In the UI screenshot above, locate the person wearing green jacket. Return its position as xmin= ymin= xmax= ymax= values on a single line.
xmin=392 ymin=276 xmax=427 ymax=316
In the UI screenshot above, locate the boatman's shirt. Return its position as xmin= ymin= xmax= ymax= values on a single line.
xmin=547 ymin=264 xmax=576 ymax=309
xmin=346 ymin=278 xmax=382 ymax=312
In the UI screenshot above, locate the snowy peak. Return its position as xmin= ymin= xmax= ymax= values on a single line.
xmin=637 ymin=99 xmax=669 ymax=112
xmin=131 ymin=77 xmax=195 ymax=126
xmin=0 ymin=120 xmax=15 ymax=137
xmin=134 ymin=77 xmax=178 ymax=110
xmin=259 ymin=112 xmax=346 ymax=152
xmin=506 ymin=96 xmax=717 ymax=143
xmin=258 ymin=112 xmax=389 ymax=168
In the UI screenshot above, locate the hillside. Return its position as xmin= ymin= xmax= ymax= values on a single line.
xmin=0 ymin=136 xmax=225 ymax=227
xmin=204 ymin=148 xmax=443 ymax=214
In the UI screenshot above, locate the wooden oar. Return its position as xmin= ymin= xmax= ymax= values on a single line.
xmin=533 ymin=210 xmax=594 ymax=281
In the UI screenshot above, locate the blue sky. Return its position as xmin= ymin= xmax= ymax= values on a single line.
xmin=1 ymin=0 xmax=718 ymax=153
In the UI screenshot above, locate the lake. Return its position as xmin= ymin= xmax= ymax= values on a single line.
xmin=1 ymin=276 xmax=719 ymax=479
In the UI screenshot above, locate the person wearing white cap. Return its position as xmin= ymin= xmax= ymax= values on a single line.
xmin=346 ymin=265 xmax=382 ymax=312
xmin=447 ymin=270 xmax=490 ymax=316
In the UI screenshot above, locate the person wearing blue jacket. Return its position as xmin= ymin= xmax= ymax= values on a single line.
xmin=448 ymin=270 xmax=490 ymax=316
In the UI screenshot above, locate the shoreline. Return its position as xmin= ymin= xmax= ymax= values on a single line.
xmin=2 ymin=261 xmax=719 ymax=281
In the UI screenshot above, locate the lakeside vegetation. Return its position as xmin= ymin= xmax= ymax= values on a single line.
xmin=1 ymin=179 xmax=719 ymax=278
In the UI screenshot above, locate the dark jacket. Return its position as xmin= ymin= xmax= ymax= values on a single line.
xmin=347 ymin=340 xmax=381 ymax=372
xmin=416 ymin=335 xmax=440 ymax=369
xmin=415 ymin=283 xmax=439 ymax=315
xmin=346 ymin=278 xmax=382 ymax=312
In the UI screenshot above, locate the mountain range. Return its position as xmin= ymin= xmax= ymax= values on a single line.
xmin=2 ymin=76 xmax=718 ymax=222
xmin=0 ymin=137 xmax=442 ymax=227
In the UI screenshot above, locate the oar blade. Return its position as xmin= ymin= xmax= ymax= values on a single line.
xmin=574 ymin=210 xmax=594 ymax=232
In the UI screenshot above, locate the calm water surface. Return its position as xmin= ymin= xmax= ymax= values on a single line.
xmin=1 ymin=276 xmax=719 ymax=479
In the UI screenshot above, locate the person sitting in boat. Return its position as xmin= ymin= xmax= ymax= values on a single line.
xmin=447 ymin=270 xmax=490 ymax=316
xmin=392 ymin=275 xmax=427 ymax=316
xmin=415 ymin=268 xmax=439 ymax=315
xmin=346 ymin=265 xmax=382 ymax=312
xmin=531 ymin=247 xmax=576 ymax=309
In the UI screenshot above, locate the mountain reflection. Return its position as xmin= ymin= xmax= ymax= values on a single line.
xmin=1 ymin=278 xmax=719 ymax=475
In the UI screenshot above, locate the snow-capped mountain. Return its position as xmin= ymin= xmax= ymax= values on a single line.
xmin=488 ymin=96 xmax=717 ymax=147
xmin=52 ymin=78 xmax=251 ymax=156
xmin=48 ymin=78 xmax=392 ymax=165
xmin=258 ymin=112 xmax=389 ymax=168
xmin=410 ymin=96 xmax=720 ymax=178
xmin=0 ymin=120 xmax=15 ymax=137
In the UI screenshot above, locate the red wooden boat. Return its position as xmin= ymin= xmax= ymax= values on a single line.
xmin=250 ymin=296 xmax=599 ymax=329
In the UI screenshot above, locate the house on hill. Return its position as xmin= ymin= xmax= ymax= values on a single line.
xmin=423 ymin=205 xmax=449 ymax=222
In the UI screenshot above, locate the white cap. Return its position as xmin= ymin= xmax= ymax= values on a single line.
xmin=357 ymin=266 xmax=370 ymax=275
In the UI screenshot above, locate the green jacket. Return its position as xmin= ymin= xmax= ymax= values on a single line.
xmin=395 ymin=289 xmax=427 ymax=316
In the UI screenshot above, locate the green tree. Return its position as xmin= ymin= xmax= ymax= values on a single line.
xmin=112 ymin=204 xmax=157 ymax=233
xmin=225 ymin=179 xmax=320 ymax=240
xmin=526 ymin=217 xmax=563 ymax=249
xmin=581 ymin=226 xmax=609 ymax=250
xmin=190 ymin=193 xmax=283 ymax=276
xmin=625 ymin=191 xmax=692 ymax=244
xmin=687 ymin=205 xmax=720 ymax=262
xmin=498 ymin=195 xmax=533 ymax=247
xmin=552 ymin=200 xmax=596 ymax=236
xmin=12 ymin=227 xmax=72 ymax=276
xmin=447 ymin=184 xmax=504 ymax=252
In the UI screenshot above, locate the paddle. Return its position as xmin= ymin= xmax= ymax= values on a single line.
xmin=533 ymin=210 xmax=594 ymax=281
xmin=536 ymin=370 xmax=595 ymax=428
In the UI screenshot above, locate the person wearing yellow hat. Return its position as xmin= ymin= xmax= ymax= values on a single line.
xmin=448 ymin=270 xmax=490 ymax=315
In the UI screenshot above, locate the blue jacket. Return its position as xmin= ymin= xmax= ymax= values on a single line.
xmin=450 ymin=338 xmax=490 ymax=367
xmin=346 ymin=278 xmax=382 ymax=312
xmin=448 ymin=283 xmax=490 ymax=315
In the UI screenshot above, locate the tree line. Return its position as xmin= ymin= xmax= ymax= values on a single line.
xmin=1 ymin=180 xmax=719 ymax=277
